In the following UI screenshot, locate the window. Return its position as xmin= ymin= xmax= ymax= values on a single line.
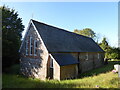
xmin=86 ymin=53 xmax=88 ymax=60
xmin=50 ymin=58 xmax=53 ymax=68
xmin=98 ymin=53 xmax=100 ymax=59
xmin=34 ymin=40 xmax=37 ymax=56
xmin=30 ymin=37 xmax=33 ymax=55
xmin=25 ymin=40 xmax=28 ymax=55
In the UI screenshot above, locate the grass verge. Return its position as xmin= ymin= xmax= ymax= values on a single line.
xmin=2 ymin=60 xmax=120 ymax=88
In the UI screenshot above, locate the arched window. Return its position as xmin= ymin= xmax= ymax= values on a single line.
xmin=50 ymin=58 xmax=53 ymax=68
xmin=25 ymin=40 xmax=28 ymax=55
xmin=34 ymin=40 xmax=37 ymax=56
xmin=30 ymin=37 xmax=33 ymax=55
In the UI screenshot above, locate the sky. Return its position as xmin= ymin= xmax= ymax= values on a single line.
xmin=0 ymin=2 xmax=118 ymax=47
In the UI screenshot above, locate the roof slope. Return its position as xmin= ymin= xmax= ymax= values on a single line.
xmin=52 ymin=53 xmax=79 ymax=66
xmin=32 ymin=19 xmax=104 ymax=52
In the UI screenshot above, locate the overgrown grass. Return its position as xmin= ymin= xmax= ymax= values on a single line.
xmin=2 ymin=72 xmax=119 ymax=88
xmin=2 ymin=60 xmax=120 ymax=88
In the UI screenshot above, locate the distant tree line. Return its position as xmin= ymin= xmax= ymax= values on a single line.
xmin=74 ymin=28 xmax=120 ymax=60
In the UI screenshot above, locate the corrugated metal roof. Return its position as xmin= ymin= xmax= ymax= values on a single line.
xmin=32 ymin=19 xmax=104 ymax=52
xmin=51 ymin=53 xmax=79 ymax=66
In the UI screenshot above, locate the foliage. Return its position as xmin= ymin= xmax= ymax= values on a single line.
xmin=1 ymin=5 xmax=24 ymax=70
xmin=99 ymin=37 xmax=109 ymax=51
xmin=107 ymin=47 xmax=120 ymax=59
xmin=110 ymin=53 xmax=118 ymax=59
xmin=3 ymin=61 xmax=120 ymax=88
xmin=74 ymin=28 xmax=96 ymax=40
xmin=4 ymin=64 xmax=20 ymax=74
xmin=99 ymin=37 xmax=120 ymax=59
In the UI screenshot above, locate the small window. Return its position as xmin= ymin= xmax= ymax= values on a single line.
xmin=86 ymin=53 xmax=88 ymax=60
xmin=25 ymin=40 xmax=28 ymax=55
xmin=50 ymin=58 xmax=53 ymax=68
xmin=34 ymin=40 xmax=37 ymax=56
xmin=30 ymin=37 xmax=33 ymax=55
xmin=98 ymin=53 xmax=100 ymax=59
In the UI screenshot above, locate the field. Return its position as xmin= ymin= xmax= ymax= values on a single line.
xmin=2 ymin=60 xmax=120 ymax=88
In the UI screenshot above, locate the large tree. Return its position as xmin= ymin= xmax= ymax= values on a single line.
xmin=74 ymin=28 xmax=96 ymax=40
xmin=2 ymin=6 xmax=24 ymax=70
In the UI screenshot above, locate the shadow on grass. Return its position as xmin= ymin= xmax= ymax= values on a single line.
xmin=79 ymin=61 xmax=120 ymax=78
xmin=3 ymin=73 xmax=86 ymax=88
xmin=2 ymin=65 xmax=84 ymax=88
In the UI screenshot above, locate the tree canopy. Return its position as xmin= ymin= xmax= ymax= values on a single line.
xmin=74 ymin=28 xmax=96 ymax=40
xmin=2 ymin=5 xmax=24 ymax=70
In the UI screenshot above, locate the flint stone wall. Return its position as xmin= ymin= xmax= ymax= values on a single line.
xmin=20 ymin=23 xmax=49 ymax=80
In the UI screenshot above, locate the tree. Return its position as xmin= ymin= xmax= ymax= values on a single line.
xmin=99 ymin=37 xmax=109 ymax=51
xmin=74 ymin=28 xmax=96 ymax=40
xmin=99 ymin=37 xmax=120 ymax=59
xmin=1 ymin=5 xmax=24 ymax=70
xmin=108 ymin=47 xmax=120 ymax=59
xmin=99 ymin=37 xmax=110 ymax=58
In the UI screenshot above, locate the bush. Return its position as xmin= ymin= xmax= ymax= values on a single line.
xmin=105 ymin=47 xmax=120 ymax=59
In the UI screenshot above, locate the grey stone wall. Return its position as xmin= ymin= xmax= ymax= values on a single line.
xmin=71 ymin=52 xmax=104 ymax=73
xmin=79 ymin=52 xmax=104 ymax=73
xmin=20 ymin=24 xmax=49 ymax=80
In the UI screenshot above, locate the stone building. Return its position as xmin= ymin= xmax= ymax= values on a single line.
xmin=19 ymin=19 xmax=104 ymax=80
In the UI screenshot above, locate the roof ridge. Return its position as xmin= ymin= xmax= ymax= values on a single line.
xmin=31 ymin=19 xmax=92 ymax=39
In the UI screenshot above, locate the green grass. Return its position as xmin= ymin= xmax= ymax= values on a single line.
xmin=2 ymin=60 xmax=120 ymax=88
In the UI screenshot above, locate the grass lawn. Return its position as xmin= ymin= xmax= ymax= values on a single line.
xmin=2 ymin=60 xmax=120 ymax=88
